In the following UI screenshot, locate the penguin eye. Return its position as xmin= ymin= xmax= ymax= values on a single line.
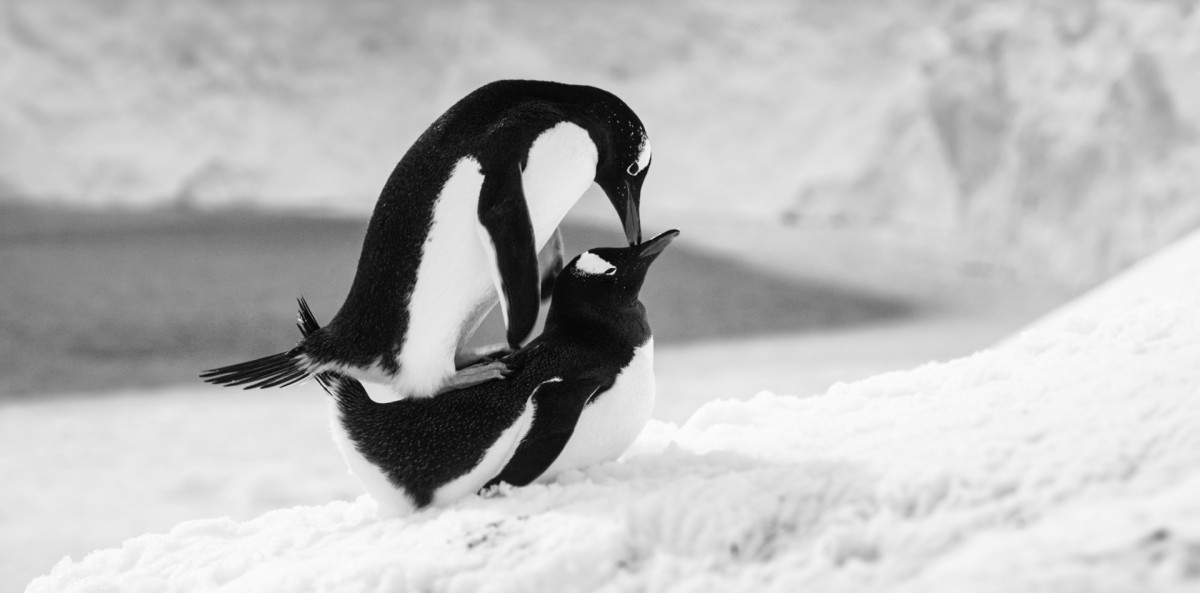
xmin=603 ymin=268 xmax=617 ymax=276
xmin=628 ymin=137 xmax=652 ymax=176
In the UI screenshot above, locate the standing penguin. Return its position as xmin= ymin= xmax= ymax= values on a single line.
xmin=300 ymin=230 xmax=677 ymax=515
xmin=202 ymin=80 xmax=652 ymax=397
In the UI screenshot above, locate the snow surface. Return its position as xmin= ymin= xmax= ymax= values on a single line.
xmin=25 ymin=231 xmax=1200 ymax=591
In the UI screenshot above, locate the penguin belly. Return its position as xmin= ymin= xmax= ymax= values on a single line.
xmin=539 ymin=338 xmax=655 ymax=480
xmin=396 ymin=157 xmax=499 ymax=397
xmin=397 ymin=124 xmax=597 ymax=397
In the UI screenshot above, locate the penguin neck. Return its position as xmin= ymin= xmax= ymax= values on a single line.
xmin=521 ymin=121 xmax=599 ymax=247
xmin=544 ymin=299 xmax=651 ymax=352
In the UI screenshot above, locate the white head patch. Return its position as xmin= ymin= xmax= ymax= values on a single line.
xmin=576 ymin=251 xmax=616 ymax=276
xmin=628 ymin=134 xmax=652 ymax=176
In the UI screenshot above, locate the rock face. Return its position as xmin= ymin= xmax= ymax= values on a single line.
xmin=2 ymin=0 xmax=1198 ymax=286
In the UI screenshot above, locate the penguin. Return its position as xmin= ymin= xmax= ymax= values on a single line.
xmin=486 ymin=230 xmax=675 ymax=488
xmin=299 ymin=229 xmax=678 ymax=515
xmin=201 ymin=80 xmax=653 ymax=397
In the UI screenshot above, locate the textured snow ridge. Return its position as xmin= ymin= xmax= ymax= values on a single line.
xmin=28 ymin=246 xmax=1200 ymax=591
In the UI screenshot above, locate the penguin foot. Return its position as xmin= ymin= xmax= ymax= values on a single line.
xmin=438 ymin=361 xmax=511 ymax=394
xmin=454 ymin=343 xmax=513 ymax=369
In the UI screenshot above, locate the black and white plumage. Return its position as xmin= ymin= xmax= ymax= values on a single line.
xmin=201 ymin=80 xmax=652 ymax=397
xmin=303 ymin=230 xmax=678 ymax=515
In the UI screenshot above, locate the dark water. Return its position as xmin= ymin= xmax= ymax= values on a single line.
xmin=0 ymin=205 xmax=909 ymax=397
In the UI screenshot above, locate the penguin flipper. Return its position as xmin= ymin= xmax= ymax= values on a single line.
xmin=484 ymin=376 xmax=606 ymax=489
xmin=476 ymin=161 xmax=541 ymax=349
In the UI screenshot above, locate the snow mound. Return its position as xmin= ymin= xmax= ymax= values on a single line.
xmin=28 ymin=235 xmax=1200 ymax=591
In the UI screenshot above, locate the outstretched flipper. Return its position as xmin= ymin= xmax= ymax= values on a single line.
xmin=484 ymin=376 xmax=606 ymax=488
xmin=476 ymin=161 xmax=541 ymax=349
xmin=539 ymin=226 xmax=566 ymax=303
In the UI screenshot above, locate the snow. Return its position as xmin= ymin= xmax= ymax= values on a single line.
xmin=0 ymin=387 xmax=361 ymax=592
xmin=24 ymin=230 xmax=1200 ymax=591
xmin=1007 ymin=226 xmax=1200 ymax=340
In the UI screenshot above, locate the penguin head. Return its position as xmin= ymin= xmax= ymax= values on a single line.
xmin=584 ymin=93 xmax=651 ymax=247
xmin=546 ymin=229 xmax=679 ymax=333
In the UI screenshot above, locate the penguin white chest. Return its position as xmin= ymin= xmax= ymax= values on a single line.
xmin=541 ymin=339 xmax=656 ymax=479
xmin=396 ymin=123 xmax=597 ymax=397
xmin=396 ymin=158 xmax=493 ymax=397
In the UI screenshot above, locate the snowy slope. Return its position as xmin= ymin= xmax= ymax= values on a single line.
xmin=1008 ymin=226 xmax=1200 ymax=337
xmin=3 ymin=0 xmax=1200 ymax=285
xmin=27 ymin=232 xmax=1200 ymax=591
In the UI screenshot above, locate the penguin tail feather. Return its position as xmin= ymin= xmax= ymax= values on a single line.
xmin=296 ymin=296 xmax=322 ymax=339
xmin=199 ymin=348 xmax=311 ymax=389
xmin=199 ymin=297 xmax=319 ymax=390
xmin=293 ymin=297 xmax=374 ymax=410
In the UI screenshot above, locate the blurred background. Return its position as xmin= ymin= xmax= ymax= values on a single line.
xmin=2 ymin=0 xmax=1199 ymax=589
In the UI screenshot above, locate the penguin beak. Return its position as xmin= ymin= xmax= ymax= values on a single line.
xmin=603 ymin=178 xmax=642 ymax=246
xmin=599 ymin=169 xmax=644 ymax=246
xmin=634 ymin=229 xmax=680 ymax=261
xmin=621 ymin=179 xmax=642 ymax=246
xmin=615 ymin=229 xmax=678 ymax=299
